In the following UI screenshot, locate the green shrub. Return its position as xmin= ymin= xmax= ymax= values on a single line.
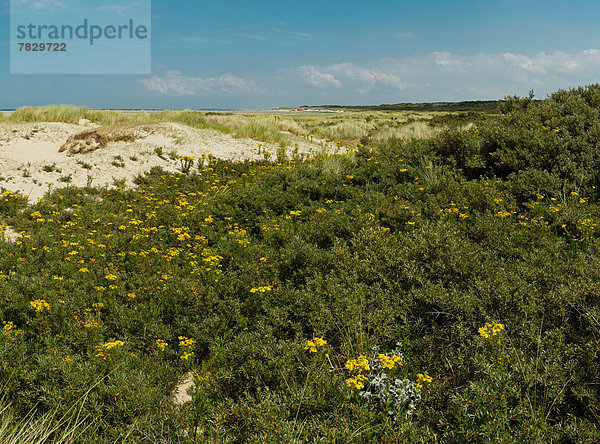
xmin=1 ymin=86 xmax=600 ymax=441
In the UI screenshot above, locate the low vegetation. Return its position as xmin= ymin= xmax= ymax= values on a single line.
xmin=5 ymin=106 xmax=293 ymax=144
xmin=0 ymin=85 xmax=599 ymax=441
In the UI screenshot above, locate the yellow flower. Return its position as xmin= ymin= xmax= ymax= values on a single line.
xmin=345 ymin=355 xmax=370 ymax=373
xmin=105 ymin=274 xmax=118 ymax=281
xmin=346 ymin=374 xmax=368 ymax=390
xmin=155 ymin=339 xmax=168 ymax=351
xmin=250 ymin=285 xmax=273 ymax=293
xmin=84 ymin=320 xmax=100 ymax=328
xmin=102 ymin=340 xmax=124 ymax=350
xmin=180 ymin=351 xmax=194 ymax=361
xmin=178 ymin=336 xmax=196 ymax=348
xmin=30 ymin=299 xmax=50 ymax=312
xmin=305 ymin=337 xmax=327 ymax=353
xmin=478 ymin=322 xmax=505 ymax=339
xmin=3 ymin=321 xmax=14 ymax=333
xmin=378 ymin=354 xmax=402 ymax=370
xmin=313 ymin=337 xmax=327 ymax=347
xmin=415 ymin=371 xmax=433 ymax=388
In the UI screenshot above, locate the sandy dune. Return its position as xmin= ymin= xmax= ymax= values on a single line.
xmin=0 ymin=121 xmax=320 ymax=203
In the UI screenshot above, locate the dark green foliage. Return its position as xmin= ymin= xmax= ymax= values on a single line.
xmin=309 ymin=100 xmax=503 ymax=113
xmin=1 ymin=85 xmax=600 ymax=441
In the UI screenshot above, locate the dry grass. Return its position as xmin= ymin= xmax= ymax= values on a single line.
xmin=368 ymin=121 xmax=445 ymax=144
xmin=294 ymin=111 xmax=458 ymax=144
xmin=59 ymin=125 xmax=157 ymax=155
xmin=5 ymin=106 xmax=480 ymax=147
xmin=0 ymin=402 xmax=87 ymax=444
xmin=7 ymin=106 xmax=295 ymax=143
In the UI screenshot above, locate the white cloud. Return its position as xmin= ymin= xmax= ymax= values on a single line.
xmin=98 ymin=4 xmax=137 ymax=15
xmin=272 ymin=28 xmax=334 ymax=42
xmin=296 ymin=63 xmax=407 ymax=93
xmin=140 ymin=71 xmax=257 ymax=96
xmin=431 ymin=51 xmax=464 ymax=67
xmin=143 ymin=49 xmax=600 ymax=103
xmin=16 ymin=0 xmax=65 ymax=12
xmin=417 ymin=49 xmax=600 ymax=78
xmin=234 ymin=33 xmax=267 ymax=41
xmin=288 ymin=49 xmax=600 ymax=101
xmin=298 ymin=65 xmax=342 ymax=88
xmin=331 ymin=63 xmax=408 ymax=91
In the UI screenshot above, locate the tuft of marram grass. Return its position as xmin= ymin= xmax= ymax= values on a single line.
xmin=0 ymin=401 xmax=88 ymax=444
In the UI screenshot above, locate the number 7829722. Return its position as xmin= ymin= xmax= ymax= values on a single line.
xmin=18 ymin=42 xmax=67 ymax=52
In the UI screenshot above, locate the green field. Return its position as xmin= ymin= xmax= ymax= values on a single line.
xmin=1 ymin=86 xmax=599 ymax=442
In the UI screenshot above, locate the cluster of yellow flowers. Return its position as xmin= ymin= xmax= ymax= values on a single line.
xmin=378 ymin=353 xmax=402 ymax=370
xmin=1 ymin=189 xmax=21 ymax=199
xmin=285 ymin=210 xmax=302 ymax=219
xmin=478 ymin=322 xmax=505 ymax=339
xmin=250 ymin=285 xmax=273 ymax=293
xmin=346 ymin=374 xmax=368 ymax=390
xmin=95 ymin=340 xmax=125 ymax=359
xmin=155 ymin=339 xmax=168 ymax=351
xmin=102 ymin=340 xmax=125 ymax=350
xmin=415 ymin=371 xmax=433 ymax=388
xmin=304 ymin=337 xmax=327 ymax=353
xmin=178 ymin=156 xmax=195 ymax=173
xmin=541 ymin=125 xmax=560 ymax=133
xmin=30 ymin=299 xmax=50 ymax=312
xmin=575 ymin=217 xmax=597 ymax=242
xmin=345 ymin=355 xmax=370 ymax=373
xmin=179 ymin=336 xmax=196 ymax=348
xmin=179 ymin=336 xmax=196 ymax=361
xmin=345 ymin=355 xmax=371 ymax=390
xmin=2 ymin=321 xmax=22 ymax=339
xmin=440 ymin=203 xmax=468 ymax=220
xmin=3 ymin=321 xmax=15 ymax=333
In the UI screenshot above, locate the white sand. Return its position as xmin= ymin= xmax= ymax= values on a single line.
xmin=0 ymin=121 xmax=322 ymax=203
xmin=173 ymin=372 xmax=196 ymax=405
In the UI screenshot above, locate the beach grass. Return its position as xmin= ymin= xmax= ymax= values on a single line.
xmin=6 ymin=106 xmax=301 ymax=144
xmin=5 ymin=105 xmax=491 ymax=147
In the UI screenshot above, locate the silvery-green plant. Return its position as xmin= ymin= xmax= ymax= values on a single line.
xmin=355 ymin=345 xmax=422 ymax=419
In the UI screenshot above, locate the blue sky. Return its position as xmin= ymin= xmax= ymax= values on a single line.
xmin=1 ymin=0 xmax=600 ymax=109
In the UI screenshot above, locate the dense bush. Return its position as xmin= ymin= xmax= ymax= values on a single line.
xmin=0 ymin=86 xmax=599 ymax=441
xmin=434 ymin=85 xmax=600 ymax=192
